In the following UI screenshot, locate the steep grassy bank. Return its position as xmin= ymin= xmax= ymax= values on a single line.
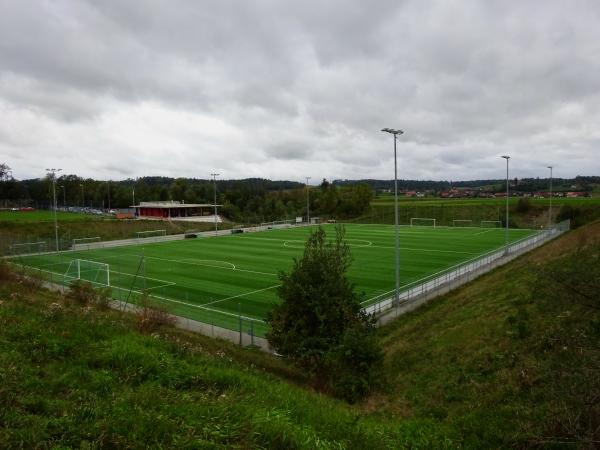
xmin=0 ymin=267 xmax=456 ymax=449
xmin=374 ymin=220 xmax=600 ymax=447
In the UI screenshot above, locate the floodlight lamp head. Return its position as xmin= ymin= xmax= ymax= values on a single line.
xmin=501 ymin=155 xmax=510 ymax=160
xmin=547 ymin=165 xmax=553 ymax=169
xmin=381 ymin=128 xmax=404 ymax=135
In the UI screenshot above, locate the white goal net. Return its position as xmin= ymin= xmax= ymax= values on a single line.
xmin=410 ymin=218 xmax=436 ymax=227
xmin=10 ymin=241 xmax=47 ymax=255
xmin=72 ymin=236 xmax=101 ymax=247
xmin=64 ymin=259 xmax=110 ymax=287
xmin=136 ymin=229 xmax=166 ymax=239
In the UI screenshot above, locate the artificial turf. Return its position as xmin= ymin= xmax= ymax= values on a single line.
xmin=12 ymin=223 xmax=537 ymax=336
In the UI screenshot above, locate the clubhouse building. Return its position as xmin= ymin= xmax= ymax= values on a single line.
xmin=132 ymin=201 xmax=221 ymax=222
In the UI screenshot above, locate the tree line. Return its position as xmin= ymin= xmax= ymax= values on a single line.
xmin=0 ymin=165 xmax=373 ymax=223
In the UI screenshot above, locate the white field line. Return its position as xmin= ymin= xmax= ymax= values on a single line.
xmin=368 ymin=245 xmax=478 ymax=255
xmin=202 ymin=284 xmax=281 ymax=307
xmin=11 ymin=262 xmax=265 ymax=323
xmin=109 ymin=270 xmax=176 ymax=290
xmin=127 ymin=254 xmax=278 ymax=277
xmin=472 ymin=229 xmax=495 ymax=236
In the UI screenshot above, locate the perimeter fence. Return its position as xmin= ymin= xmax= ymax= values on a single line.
xmin=363 ymin=220 xmax=570 ymax=320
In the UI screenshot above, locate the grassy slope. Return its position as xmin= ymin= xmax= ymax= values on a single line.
xmin=373 ymin=220 xmax=600 ymax=447
xmin=0 ymin=274 xmax=455 ymax=449
xmin=0 ymin=216 xmax=232 ymax=255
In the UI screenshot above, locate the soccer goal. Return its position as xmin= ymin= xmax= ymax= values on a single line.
xmin=480 ymin=220 xmax=502 ymax=228
xmin=136 ymin=229 xmax=166 ymax=239
xmin=452 ymin=220 xmax=473 ymax=227
xmin=64 ymin=259 xmax=110 ymax=286
xmin=410 ymin=218 xmax=436 ymax=227
xmin=72 ymin=236 xmax=101 ymax=247
xmin=10 ymin=241 xmax=47 ymax=255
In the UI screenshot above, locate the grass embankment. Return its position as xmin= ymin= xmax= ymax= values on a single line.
xmin=0 ymin=268 xmax=455 ymax=449
xmin=0 ymin=216 xmax=234 ymax=255
xmin=375 ymin=220 xmax=600 ymax=447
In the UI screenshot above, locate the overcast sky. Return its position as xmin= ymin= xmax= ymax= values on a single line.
xmin=1 ymin=1 xmax=599 ymax=183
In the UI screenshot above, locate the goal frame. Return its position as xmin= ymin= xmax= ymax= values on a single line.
xmin=72 ymin=236 xmax=101 ymax=247
xmin=410 ymin=217 xmax=436 ymax=227
xmin=64 ymin=259 xmax=110 ymax=287
xmin=10 ymin=241 xmax=47 ymax=255
xmin=136 ymin=229 xmax=167 ymax=239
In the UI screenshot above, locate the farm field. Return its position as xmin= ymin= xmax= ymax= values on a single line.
xmin=370 ymin=195 xmax=600 ymax=207
xmin=0 ymin=210 xmax=95 ymax=223
xmin=12 ymin=223 xmax=537 ymax=336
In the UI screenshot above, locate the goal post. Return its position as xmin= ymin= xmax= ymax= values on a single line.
xmin=136 ymin=229 xmax=166 ymax=239
xmin=72 ymin=236 xmax=101 ymax=247
xmin=10 ymin=241 xmax=47 ymax=255
xmin=410 ymin=218 xmax=436 ymax=227
xmin=452 ymin=220 xmax=473 ymax=227
xmin=64 ymin=259 xmax=110 ymax=287
xmin=480 ymin=220 xmax=502 ymax=228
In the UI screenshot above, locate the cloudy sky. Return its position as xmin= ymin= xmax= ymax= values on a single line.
xmin=1 ymin=1 xmax=599 ymax=182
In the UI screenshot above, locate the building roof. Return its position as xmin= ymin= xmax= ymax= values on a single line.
xmin=132 ymin=202 xmax=220 ymax=209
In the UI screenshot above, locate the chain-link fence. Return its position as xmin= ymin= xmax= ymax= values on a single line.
xmin=363 ymin=219 xmax=571 ymax=318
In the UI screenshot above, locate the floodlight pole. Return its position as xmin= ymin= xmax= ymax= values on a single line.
xmin=305 ymin=176 xmax=311 ymax=224
xmin=80 ymin=184 xmax=84 ymax=208
xmin=381 ymin=128 xmax=404 ymax=307
xmin=107 ymin=181 xmax=111 ymax=212
xmin=547 ymin=165 xmax=553 ymax=228
xmin=501 ymin=156 xmax=510 ymax=250
xmin=211 ymin=173 xmax=220 ymax=236
xmin=46 ymin=168 xmax=62 ymax=252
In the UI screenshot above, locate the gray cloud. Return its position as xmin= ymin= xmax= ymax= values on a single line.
xmin=0 ymin=0 xmax=598 ymax=182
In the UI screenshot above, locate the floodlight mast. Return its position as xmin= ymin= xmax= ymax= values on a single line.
xmin=381 ymin=128 xmax=404 ymax=308
xmin=305 ymin=176 xmax=311 ymax=224
xmin=46 ymin=168 xmax=62 ymax=252
xmin=547 ymin=165 xmax=553 ymax=228
xmin=501 ymin=156 xmax=510 ymax=250
xmin=211 ymin=173 xmax=220 ymax=236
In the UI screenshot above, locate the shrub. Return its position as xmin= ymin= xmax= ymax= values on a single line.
xmin=266 ymin=225 xmax=383 ymax=401
xmin=515 ymin=198 xmax=532 ymax=213
xmin=135 ymin=293 xmax=176 ymax=333
xmin=66 ymin=280 xmax=98 ymax=306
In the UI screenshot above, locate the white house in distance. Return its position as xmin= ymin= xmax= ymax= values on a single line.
xmin=131 ymin=201 xmax=222 ymax=222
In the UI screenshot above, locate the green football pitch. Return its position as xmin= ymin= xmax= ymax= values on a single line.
xmin=13 ymin=224 xmax=537 ymax=337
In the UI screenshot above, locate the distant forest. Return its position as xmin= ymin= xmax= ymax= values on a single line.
xmin=0 ymin=162 xmax=598 ymax=223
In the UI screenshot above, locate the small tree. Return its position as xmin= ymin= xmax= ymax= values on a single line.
xmin=266 ymin=225 xmax=383 ymax=401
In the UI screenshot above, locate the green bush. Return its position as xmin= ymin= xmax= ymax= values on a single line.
xmin=267 ymin=225 xmax=383 ymax=401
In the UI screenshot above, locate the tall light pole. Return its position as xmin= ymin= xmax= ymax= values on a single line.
xmin=305 ymin=176 xmax=311 ymax=224
xmin=381 ymin=128 xmax=404 ymax=307
xmin=46 ymin=168 xmax=62 ymax=252
xmin=211 ymin=173 xmax=220 ymax=236
xmin=547 ymin=165 xmax=553 ymax=228
xmin=107 ymin=181 xmax=111 ymax=212
xmin=80 ymin=184 xmax=84 ymax=208
xmin=501 ymin=155 xmax=510 ymax=249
